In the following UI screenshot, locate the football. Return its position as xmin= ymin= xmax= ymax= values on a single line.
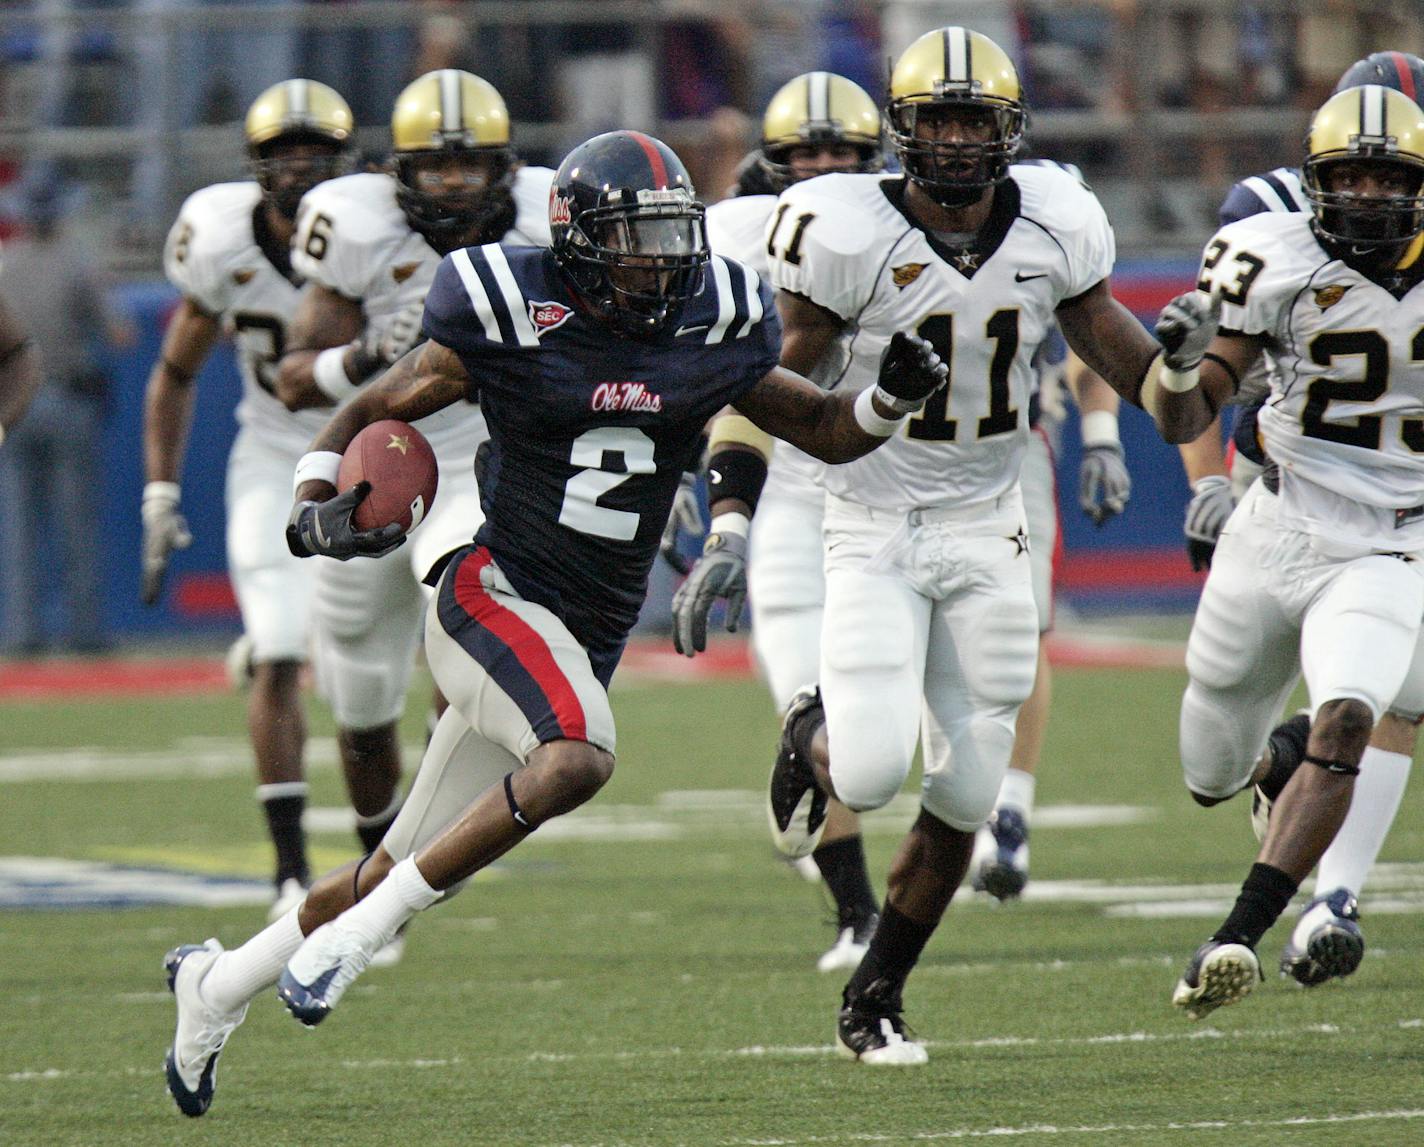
xmin=336 ymin=419 xmax=439 ymax=533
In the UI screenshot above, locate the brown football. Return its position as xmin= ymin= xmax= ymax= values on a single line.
xmin=336 ymin=419 xmax=438 ymax=533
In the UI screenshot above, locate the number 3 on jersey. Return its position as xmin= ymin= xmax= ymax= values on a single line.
xmin=559 ymin=427 xmax=656 ymax=540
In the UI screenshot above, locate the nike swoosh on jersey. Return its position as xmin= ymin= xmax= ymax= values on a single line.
xmin=1015 ymin=271 xmax=1047 ymax=282
xmin=675 ymin=324 xmax=710 ymax=336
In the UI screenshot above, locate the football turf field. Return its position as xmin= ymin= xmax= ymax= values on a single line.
xmin=3 ymin=657 xmax=1424 ymax=1146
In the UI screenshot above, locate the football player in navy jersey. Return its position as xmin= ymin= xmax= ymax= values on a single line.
xmin=1173 ymin=51 xmax=1424 ymax=995
xmin=157 ymin=130 xmax=950 ymax=1116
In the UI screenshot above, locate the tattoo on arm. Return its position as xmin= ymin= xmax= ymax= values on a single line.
xmin=310 ymin=340 xmax=470 ymax=455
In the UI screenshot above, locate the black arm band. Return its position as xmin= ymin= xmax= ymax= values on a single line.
xmin=1200 ymin=352 xmax=1241 ymax=395
xmin=706 ymin=446 xmax=769 ymax=514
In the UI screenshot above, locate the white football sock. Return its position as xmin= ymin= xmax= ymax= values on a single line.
xmin=201 ymin=907 xmax=304 ymax=1013
xmin=997 ymin=768 xmax=1036 ymax=818
xmin=1315 ymin=746 xmax=1411 ymax=898
xmin=330 ymin=856 xmax=442 ymax=951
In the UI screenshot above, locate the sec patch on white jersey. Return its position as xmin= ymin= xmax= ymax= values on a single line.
xmin=767 ymin=164 xmax=1114 ymax=510
xmin=1199 ymin=211 xmax=1424 ymax=551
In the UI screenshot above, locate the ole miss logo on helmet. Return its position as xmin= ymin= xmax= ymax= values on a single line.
xmin=527 ymin=299 xmax=573 ymax=336
xmin=550 ymin=190 xmax=574 ymax=226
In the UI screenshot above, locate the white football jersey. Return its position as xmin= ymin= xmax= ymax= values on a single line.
xmin=1201 ymin=211 xmax=1424 ymax=551
xmin=290 ymin=166 xmax=554 ymax=451
xmin=767 ymin=165 xmax=1114 ymax=509
xmin=164 ymin=181 xmax=327 ymax=452
xmin=707 ymin=192 xmax=824 ymax=492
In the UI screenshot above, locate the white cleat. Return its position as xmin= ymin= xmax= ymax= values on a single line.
xmin=267 ymin=877 xmax=307 ymax=923
xmin=163 ymin=939 xmax=248 ymax=1117
xmin=817 ymin=913 xmax=878 ymax=974
xmin=277 ymin=920 xmax=377 ymax=1026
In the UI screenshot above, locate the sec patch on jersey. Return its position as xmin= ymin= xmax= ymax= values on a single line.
xmin=337 ymin=419 xmax=438 ymax=533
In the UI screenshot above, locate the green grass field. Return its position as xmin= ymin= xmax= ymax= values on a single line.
xmin=3 ymin=659 xmax=1424 ymax=1146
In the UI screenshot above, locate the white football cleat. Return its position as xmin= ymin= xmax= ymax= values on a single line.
xmin=817 ymin=913 xmax=878 ymax=974
xmin=267 ymin=877 xmax=307 ymax=923
xmin=277 ymin=920 xmax=376 ymax=1026
xmin=163 ymin=939 xmax=249 ymax=1117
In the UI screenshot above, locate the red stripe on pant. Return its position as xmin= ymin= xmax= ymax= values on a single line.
xmin=452 ymin=550 xmax=589 ymax=742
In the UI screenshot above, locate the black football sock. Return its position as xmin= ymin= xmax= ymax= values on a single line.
xmin=355 ymin=793 xmax=403 ymax=854
xmin=1212 ymin=863 xmax=1298 ymax=949
xmin=813 ymin=836 xmax=878 ymax=929
xmin=845 ymin=903 xmax=935 ymax=1000
xmin=259 ymin=783 xmax=310 ymax=887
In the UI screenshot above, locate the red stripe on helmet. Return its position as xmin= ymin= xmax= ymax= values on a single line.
xmin=628 ymin=131 xmax=670 ymax=188
xmin=1391 ymin=51 xmax=1418 ymax=103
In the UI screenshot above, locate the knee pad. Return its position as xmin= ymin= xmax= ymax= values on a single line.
xmin=920 ymin=717 xmax=1014 ymax=832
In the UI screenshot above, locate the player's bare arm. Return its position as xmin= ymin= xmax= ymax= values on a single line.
xmin=731 ymin=369 xmax=889 ymax=464
xmin=775 ymin=289 xmax=844 ymax=376
xmin=0 ymin=287 xmax=40 ymax=438
xmin=139 ymin=299 xmax=222 ymax=604
xmin=142 ymin=300 xmax=222 ymax=482
xmin=275 ymin=283 xmax=364 ymax=411
xmin=293 ymin=338 xmax=467 ymax=502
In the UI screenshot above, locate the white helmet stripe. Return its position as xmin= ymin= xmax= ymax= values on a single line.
xmin=440 ymin=69 xmax=462 ymax=134
xmin=286 ymin=79 xmax=308 ymax=117
xmin=945 ymin=26 xmax=969 ymax=84
xmin=1362 ymin=84 xmax=1386 ymax=139
xmin=808 ymin=71 xmax=830 ymax=122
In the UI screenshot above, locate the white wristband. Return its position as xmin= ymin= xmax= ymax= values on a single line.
xmin=293 ymin=450 xmax=343 ymax=495
xmin=313 ymin=346 xmax=358 ymax=402
xmin=1160 ymin=363 xmax=1201 ymax=394
xmin=1079 ymin=409 xmax=1121 ymax=448
xmin=854 ymin=387 xmax=905 ymax=437
xmin=143 ymin=480 xmax=181 ymax=506
xmin=1140 ymin=352 xmax=1201 ymax=421
xmin=709 ymin=511 xmax=750 ymax=539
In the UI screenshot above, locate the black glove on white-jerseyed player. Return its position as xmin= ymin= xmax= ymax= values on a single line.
xmin=671 ymin=527 xmax=749 ymax=656
xmin=286 ymin=482 xmax=406 ymax=561
xmin=874 ymin=330 xmax=949 ymax=412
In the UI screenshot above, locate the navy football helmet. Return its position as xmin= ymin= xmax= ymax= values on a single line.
xmin=550 ymin=131 xmax=708 ymax=338
xmin=1335 ymin=51 xmax=1424 ymax=103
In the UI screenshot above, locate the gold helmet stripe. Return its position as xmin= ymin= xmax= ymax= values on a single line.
xmin=807 ymin=71 xmax=830 ymax=123
xmin=944 ymin=25 xmax=970 ymax=85
xmin=285 ymin=79 xmax=308 ymax=118
xmin=439 ymin=69 xmax=462 ymax=135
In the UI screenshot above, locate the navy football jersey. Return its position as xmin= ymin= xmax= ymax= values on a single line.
xmin=1219 ymin=166 xmax=1309 ymax=226
xmin=422 ymin=243 xmax=780 ymax=667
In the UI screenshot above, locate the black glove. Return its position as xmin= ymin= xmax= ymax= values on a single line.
xmin=1184 ymin=475 xmax=1234 ymax=572
xmin=671 ymin=526 xmax=749 ymax=656
xmin=1078 ymin=442 xmax=1131 ymax=526
xmin=1155 ymin=291 xmax=1220 ymax=371
xmin=286 ymin=482 xmax=406 ymax=560
xmin=659 ymin=471 xmax=706 ymax=576
xmin=874 ymin=330 xmax=949 ymax=412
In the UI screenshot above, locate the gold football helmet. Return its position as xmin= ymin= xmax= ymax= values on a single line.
xmin=758 ymin=72 xmax=883 ymax=192
xmin=245 ymin=79 xmax=354 ymax=219
xmin=887 ymin=26 xmax=1024 ymax=207
xmin=391 ymin=69 xmax=515 ymax=244
xmin=1303 ymin=84 xmax=1424 ymax=250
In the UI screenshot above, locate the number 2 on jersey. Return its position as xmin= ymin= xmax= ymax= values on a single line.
xmin=559 ymin=427 xmax=656 ymax=540
xmin=907 ymin=309 xmax=1020 ymax=441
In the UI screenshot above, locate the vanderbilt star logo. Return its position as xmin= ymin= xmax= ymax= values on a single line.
xmin=392 ymin=262 xmax=421 ymax=284
xmin=952 ymin=251 xmax=980 ymax=273
xmin=1007 ymin=526 xmax=1030 ymax=557
xmin=385 ymin=433 xmax=412 ymax=455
